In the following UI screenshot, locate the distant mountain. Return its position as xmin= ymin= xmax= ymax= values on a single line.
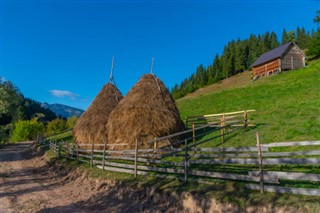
xmin=41 ymin=103 xmax=84 ymax=118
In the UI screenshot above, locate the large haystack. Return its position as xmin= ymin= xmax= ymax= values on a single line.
xmin=74 ymin=83 xmax=123 ymax=145
xmin=107 ymin=74 xmax=185 ymax=149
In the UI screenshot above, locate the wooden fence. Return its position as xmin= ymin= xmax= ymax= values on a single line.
xmin=185 ymin=110 xmax=256 ymax=128
xmin=41 ymin=136 xmax=320 ymax=197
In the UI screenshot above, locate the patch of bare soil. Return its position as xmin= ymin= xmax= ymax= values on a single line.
xmin=181 ymin=71 xmax=253 ymax=100
xmin=0 ymin=143 xmax=303 ymax=213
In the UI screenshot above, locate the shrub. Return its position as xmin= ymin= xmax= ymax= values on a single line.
xmin=46 ymin=118 xmax=67 ymax=135
xmin=11 ymin=119 xmax=45 ymax=142
xmin=66 ymin=116 xmax=78 ymax=129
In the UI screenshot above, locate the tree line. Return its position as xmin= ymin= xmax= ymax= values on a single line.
xmin=0 ymin=78 xmax=78 ymax=143
xmin=171 ymin=26 xmax=319 ymax=99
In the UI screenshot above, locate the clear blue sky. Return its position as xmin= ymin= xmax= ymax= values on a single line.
xmin=1 ymin=0 xmax=319 ymax=110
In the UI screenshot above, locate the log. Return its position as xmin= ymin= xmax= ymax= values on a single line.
xmin=189 ymin=170 xmax=278 ymax=184
xmin=96 ymin=161 xmax=185 ymax=174
xmin=96 ymin=165 xmax=148 ymax=175
xmin=164 ymin=150 xmax=320 ymax=158
xmin=189 ymin=147 xmax=269 ymax=152
xmin=189 ymin=158 xmax=320 ymax=165
xmin=104 ymin=156 xmax=184 ymax=166
xmin=78 ymin=154 xmax=91 ymax=159
xmin=77 ymin=143 xmax=128 ymax=147
xmin=245 ymin=184 xmax=320 ymax=196
xmin=203 ymin=109 xmax=256 ymax=117
xmin=78 ymin=158 xmax=90 ymax=163
xmin=249 ymin=171 xmax=320 ymax=182
xmin=262 ymin=141 xmax=320 ymax=147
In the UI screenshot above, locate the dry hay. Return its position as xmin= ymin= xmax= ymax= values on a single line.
xmin=107 ymin=74 xmax=185 ymax=149
xmin=73 ymin=83 xmax=123 ymax=146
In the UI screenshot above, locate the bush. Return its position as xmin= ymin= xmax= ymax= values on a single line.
xmin=11 ymin=119 xmax=45 ymax=142
xmin=46 ymin=118 xmax=67 ymax=135
xmin=66 ymin=116 xmax=78 ymax=129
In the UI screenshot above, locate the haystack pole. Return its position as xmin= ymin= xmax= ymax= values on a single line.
xmin=73 ymin=56 xmax=123 ymax=147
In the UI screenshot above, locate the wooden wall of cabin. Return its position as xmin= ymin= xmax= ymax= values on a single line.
xmin=281 ymin=45 xmax=305 ymax=70
xmin=252 ymin=59 xmax=280 ymax=77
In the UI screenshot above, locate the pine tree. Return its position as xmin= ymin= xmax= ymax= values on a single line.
xmin=234 ymin=39 xmax=246 ymax=72
xmin=286 ymin=30 xmax=296 ymax=43
xmin=270 ymin=32 xmax=279 ymax=49
xmin=282 ymin=29 xmax=288 ymax=44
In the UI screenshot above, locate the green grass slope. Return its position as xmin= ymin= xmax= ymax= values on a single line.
xmin=177 ymin=60 xmax=320 ymax=147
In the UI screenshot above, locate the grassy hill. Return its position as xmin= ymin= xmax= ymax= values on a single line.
xmin=177 ymin=60 xmax=320 ymax=147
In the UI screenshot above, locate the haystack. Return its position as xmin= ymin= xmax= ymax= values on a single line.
xmin=107 ymin=74 xmax=185 ymax=149
xmin=73 ymin=83 xmax=123 ymax=145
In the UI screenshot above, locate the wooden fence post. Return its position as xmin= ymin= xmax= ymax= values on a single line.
xmin=54 ymin=141 xmax=57 ymax=157
xmin=244 ymin=110 xmax=248 ymax=129
xmin=76 ymin=143 xmax=79 ymax=164
xmin=153 ymin=139 xmax=158 ymax=160
xmin=184 ymin=139 xmax=188 ymax=182
xmin=91 ymin=143 xmax=94 ymax=168
xmin=134 ymin=139 xmax=138 ymax=177
xmin=256 ymin=132 xmax=264 ymax=194
xmin=192 ymin=124 xmax=196 ymax=145
xmin=58 ymin=142 xmax=61 ymax=159
xmin=102 ymin=139 xmax=106 ymax=171
xmin=221 ymin=113 xmax=225 ymax=144
xmin=66 ymin=142 xmax=69 ymax=161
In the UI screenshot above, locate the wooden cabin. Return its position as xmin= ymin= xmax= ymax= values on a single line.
xmin=252 ymin=42 xmax=306 ymax=77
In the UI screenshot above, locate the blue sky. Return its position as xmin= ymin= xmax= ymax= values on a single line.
xmin=1 ymin=0 xmax=319 ymax=110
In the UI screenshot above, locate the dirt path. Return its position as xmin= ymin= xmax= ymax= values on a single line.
xmin=0 ymin=143 xmax=88 ymax=213
xmin=0 ymin=143 xmax=180 ymax=213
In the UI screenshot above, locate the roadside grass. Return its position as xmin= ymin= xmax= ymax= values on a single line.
xmin=177 ymin=60 xmax=320 ymax=147
xmin=47 ymin=130 xmax=73 ymax=142
xmin=47 ymin=152 xmax=320 ymax=211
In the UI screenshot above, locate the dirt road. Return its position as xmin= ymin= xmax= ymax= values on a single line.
xmin=0 ymin=143 xmax=181 ymax=213
xmin=0 ymin=143 xmax=89 ymax=213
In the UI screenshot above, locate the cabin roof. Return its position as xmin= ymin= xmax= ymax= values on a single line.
xmin=251 ymin=42 xmax=304 ymax=67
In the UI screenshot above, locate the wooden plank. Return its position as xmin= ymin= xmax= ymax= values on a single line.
xmin=245 ymin=184 xmax=320 ymax=196
xmin=96 ymin=161 xmax=186 ymax=174
xmin=78 ymin=154 xmax=91 ymax=159
xmin=189 ymin=147 xmax=269 ymax=152
xmin=203 ymin=110 xmax=256 ymax=117
xmin=189 ymin=158 xmax=320 ymax=165
xmin=262 ymin=141 xmax=320 ymax=147
xmin=78 ymin=158 xmax=90 ymax=163
xmin=147 ymin=124 xmax=209 ymax=145
xmin=96 ymin=165 xmax=148 ymax=175
xmin=78 ymin=143 xmax=128 ymax=147
xmin=104 ymin=156 xmax=184 ymax=166
xmin=262 ymin=150 xmax=320 ymax=157
xmin=249 ymin=171 xmax=320 ymax=182
xmin=191 ymin=150 xmax=320 ymax=158
xmin=189 ymin=171 xmax=278 ymax=184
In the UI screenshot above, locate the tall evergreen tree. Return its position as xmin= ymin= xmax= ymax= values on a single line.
xmin=213 ymin=54 xmax=222 ymax=80
xmin=270 ymin=32 xmax=280 ymax=49
xmin=282 ymin=29 xmax=288 ymax=44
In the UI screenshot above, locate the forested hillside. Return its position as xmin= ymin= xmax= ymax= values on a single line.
xmin=0 ymin=78 xmax=57 ymax=142
xmin=171 ymin=27 xmax=317 ymax=99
